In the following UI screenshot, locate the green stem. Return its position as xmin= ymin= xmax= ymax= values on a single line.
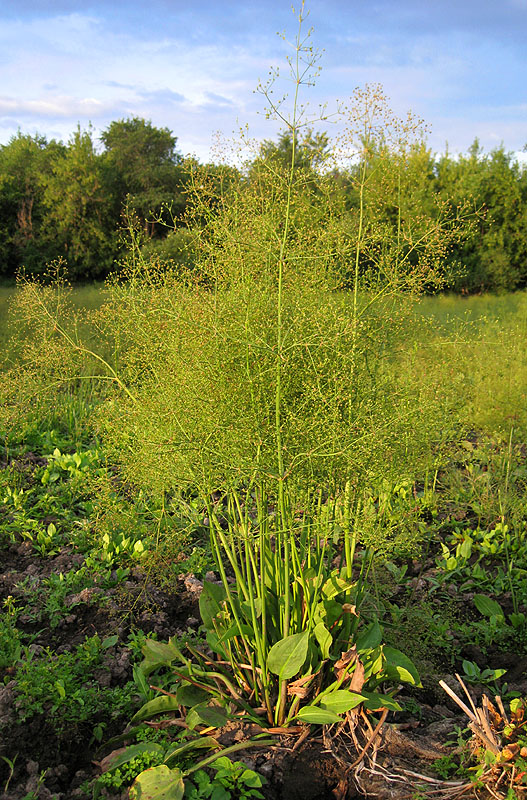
xmin=272 ymin=7 xmax=306 ymax=727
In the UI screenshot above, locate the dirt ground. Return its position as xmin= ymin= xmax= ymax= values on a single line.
xmin=2 ymin=537 xmax=517 ymax=800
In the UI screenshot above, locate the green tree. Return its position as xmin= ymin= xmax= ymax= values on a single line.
xmin=101 ymin=117 xmax=186 ymax=237
xmin=255 ymin=128 xmax=330 ymax=173
xmin=40 ymin=126 xmax=114 ymax=279
xmin=333 ymin=86 xmax=470 ymax=295
xmin=0 ymin=132 xmax=64 ymax=275
xmin=436 ymin=140 xmax=527 ymax=292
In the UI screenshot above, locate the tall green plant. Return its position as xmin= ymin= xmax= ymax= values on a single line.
xmin=125 ymin=7 xmax=423 ymax=754
xmin=1 ymin=8 xmax=474 ymax=769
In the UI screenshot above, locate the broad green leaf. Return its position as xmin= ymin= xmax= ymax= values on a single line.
xmin=239 ymin=770 xmax=263 ymax=789
xmin=360 ymin=691 xmax=402 ymax=712
xmin=355 ymin=621 xmax=382 ymax=651
xmin=210 ymin=785 xmax=230 ymax=800
xmin=360 ymin=646 xmax=384 ymax=681
xmin=129 ymin=765 xmax=184 ymax=800
xmin=140 ymin=639 xmax=183 ymax=671
xmin=175 ymin=683 xmax=210 ymax=707
xmin=510 ymin=612 xmax=526 ymax=629
xmin=131 ymin=694 xmax=181 ymax=724
xmin=473 ymin=594 xmax=504 ymax=619
xmin=206 ymin=631 xmax=226 ymax=658
xmin=322 ymin=573 xmax=356 ymax=600
xmin=320 ymin=690 xmax=365 ymax=713
xmin=267 ymin=630 xmax=309 ymax=681
xmin=199 ymin=582 xmax=226 ymax=630
xmin=481 ymin=668 xmax=507 ymax=680
xmin=164 ymin=736 xmax=220 ymax=765
xmin=458 ymin=538 xmax=472 ymax=559
xmin=382 ymin=647 xmax=421 ymax=687
xmin=319 ymin=598 xmax=343 ymax=628
xmin=314 ymin=622 xmax=332 ymax=660
xmin=186 ymin=703 xmax=229 ymax=730
xmin=241 ymin=597 xmax=262 ymax=620
xmin=296 ymin=705 xmax=342 ymax=724
xmin=462 ymin=660 xmax=479 ymax=678
xmin=104 ymin=743 xmax=164 ymax=772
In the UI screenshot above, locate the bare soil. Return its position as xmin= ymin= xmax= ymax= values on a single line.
xmin=0 ymin=539 xmax=499 ymax=800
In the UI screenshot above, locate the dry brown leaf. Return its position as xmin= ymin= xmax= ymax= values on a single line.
xmin=287 ymin=674 xmax=314 ymax=698
xmin=501 ymin=742 xmax=520 ymax=761
xmin=334 ymin=646 xmax=358 ymax=681
xmin=349 ymin=660 xmax=365 ymax=693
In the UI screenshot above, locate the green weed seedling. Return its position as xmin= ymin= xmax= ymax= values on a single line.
xmin=1 ymin=754 xmax=17 ymax=795
xmin=16 ymin=566 xmax=93 ymax=628
xmin=94 ymin=748 xmax=165 ymax=796
xmin=2 ymin=485 xmax=29 ymax=512
xmin=86 ymin=529 xmax=148 ymax=568
xmin=93 ymin=728 xmax=269 ymax=800
xmin=13 ymin=634 xmax=136 ymax=732
xmin=0 ymin=595 xmax=26 ymax=672
xmin=461 ymin=660 xmax=507 ymax=694
xmin=431 ymin=724 xmax=474 ymax=780
xmin=473 ymin=594 xmax=526 ymax=648
xmin=34 ymin=521 xmax=62 ymax=556
xmin=41 ymin=447 xmax=103 ymax=486
xmin=186 ymin=757 xmax=266 ymax=800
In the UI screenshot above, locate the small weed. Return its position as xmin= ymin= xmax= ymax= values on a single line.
xmin=13 ymin=634 xmax=136 ymax=732
xmin=95 ymin=750 xmax=165 ymax=794
xmin=0 ymin=596 xmax=26 ymax=672
xmin=41 ymin=447 xmax=103 ymax=486
xmin=185 ymin=758 xmax=266 ymax=800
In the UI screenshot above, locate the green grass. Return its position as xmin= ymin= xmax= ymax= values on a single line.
xmin=0 ymin=282 xmax=107 ymax=349
xmin=408 ymin=291 xmax=527 ymax=439
xmin=414 ymin=289 xmax=527 ymax=325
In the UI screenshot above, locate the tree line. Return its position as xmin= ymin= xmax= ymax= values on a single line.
xmin=1 ymin=116 xmax=526 ymax=293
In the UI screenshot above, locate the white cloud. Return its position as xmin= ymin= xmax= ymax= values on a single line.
xmin=0 ymin=95 xmax=107 ymax=118
xmin=0 ymin=4 xmax=526 ymax=160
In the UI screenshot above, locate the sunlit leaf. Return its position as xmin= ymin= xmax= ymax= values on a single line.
xmin=320 ymin=690 xmax=365 ymax=713
xmin=322 ymin=572 xmax=356 ymax=600
xmin=129 ymin=765 xmax=184 ymax=799
xmin=267 ymin=630 xmax=309 ymax=680
xmin=296 ymin=705 xmax=342 ymax=724
xmin=314 ymin=622 xmax=332 ymax=659
xmin=382 ymin=647 xmax=421 ymax=686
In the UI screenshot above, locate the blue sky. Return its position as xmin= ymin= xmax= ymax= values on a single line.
xmin=1 ymin=0 xmax=526 ymax=162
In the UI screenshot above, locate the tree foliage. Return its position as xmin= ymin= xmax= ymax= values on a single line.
xmin=100 ymin=117 xmax=186 ymax=236
xmin=0 ymin=114 xmax=526 ymax=292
